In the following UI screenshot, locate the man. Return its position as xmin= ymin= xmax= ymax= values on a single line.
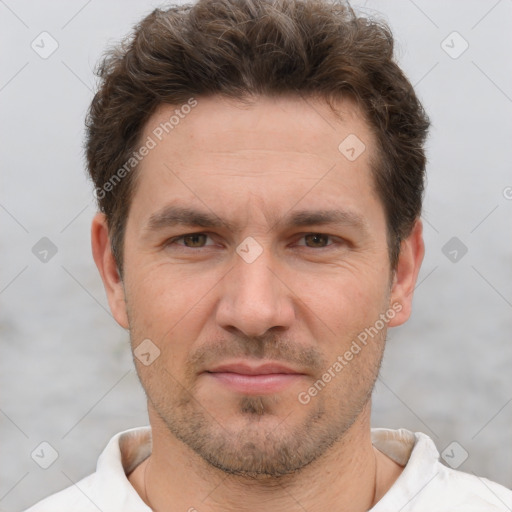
xmin=26 ymin=0 xmax=511 ymax=510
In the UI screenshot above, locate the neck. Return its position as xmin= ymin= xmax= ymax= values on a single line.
xmin=129 ymin=402 xmax=402 ymax=512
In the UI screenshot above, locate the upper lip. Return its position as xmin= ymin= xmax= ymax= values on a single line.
xmin=205 ymin=361 xmax=304 ymax=375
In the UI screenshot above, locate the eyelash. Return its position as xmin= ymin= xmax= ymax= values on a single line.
xmin=165 ymin=232 xmax=342 ymax=250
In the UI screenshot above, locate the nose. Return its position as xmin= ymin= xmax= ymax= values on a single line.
xmin=215 ymin=246 xmax=296 ymax=338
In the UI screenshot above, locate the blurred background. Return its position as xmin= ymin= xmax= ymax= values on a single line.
xmin=1 ymin=0 xmax=511 ymax=510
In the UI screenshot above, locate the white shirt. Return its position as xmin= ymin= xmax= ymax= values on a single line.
xmin=25 ymin=426 xmax=512 ymax=511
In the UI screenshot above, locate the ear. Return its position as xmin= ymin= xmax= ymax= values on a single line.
xmin=387 ymin=219 xmax=425 ymax=327
xmin=91 ymin=212 xmax=129 ymax=329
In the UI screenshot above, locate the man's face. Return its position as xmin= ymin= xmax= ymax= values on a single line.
xmin=116 ymin=95 xmax=405 ymax=476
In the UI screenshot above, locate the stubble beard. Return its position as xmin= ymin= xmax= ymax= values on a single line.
xmin=142 ymin=340 xmax=384 ymax=479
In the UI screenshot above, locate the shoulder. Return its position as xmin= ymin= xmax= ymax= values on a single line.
xmin=23 ymin=426 xmax=152 ymax=512
xmin=371 ymin=428 xmax=512 ymax=511
xmin=417 ymin=462 xmax=512 ymax=511
xmin=23 ymin=474 xmax=97 ymax=512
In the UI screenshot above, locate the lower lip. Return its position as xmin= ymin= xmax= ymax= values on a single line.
xmin=205 ymin=372 xmax=305 ymax=394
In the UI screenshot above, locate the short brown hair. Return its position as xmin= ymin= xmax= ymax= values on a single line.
xmin=85 ymin=0 xmax=429 ymax=276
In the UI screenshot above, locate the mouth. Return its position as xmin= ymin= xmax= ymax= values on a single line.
xmin=203 ymin=361 xmax=307 ymax=394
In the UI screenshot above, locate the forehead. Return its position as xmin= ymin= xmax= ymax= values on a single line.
xmin=144 ymin=94 xmax=373 ymax=164
xmin=128 ymin=94 xmax=381 ymax=230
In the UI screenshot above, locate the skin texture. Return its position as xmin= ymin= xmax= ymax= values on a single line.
xmin=92 ymin=94 xmax=424 ymax=511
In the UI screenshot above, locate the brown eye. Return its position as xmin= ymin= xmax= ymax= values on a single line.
xmin=182 ymin=234 xmax=208 ymax=247
xmin=304 ymin=234 xmax=331 ymax=248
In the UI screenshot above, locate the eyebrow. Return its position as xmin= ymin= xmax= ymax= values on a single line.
xmin=144 ymin=205 xmax=368 ymax=235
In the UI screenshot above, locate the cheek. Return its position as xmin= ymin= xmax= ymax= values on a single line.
xmin=125 ymin=264 xmax=220 ymax=364
xmin=301 ymin=265 xmax=390 ymax=333
xmin=130 ymin=262 xmax=209 ymax=316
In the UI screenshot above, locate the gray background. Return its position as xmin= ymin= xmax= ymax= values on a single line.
xmin=1 ymin=0 xmax=511 ymax=510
